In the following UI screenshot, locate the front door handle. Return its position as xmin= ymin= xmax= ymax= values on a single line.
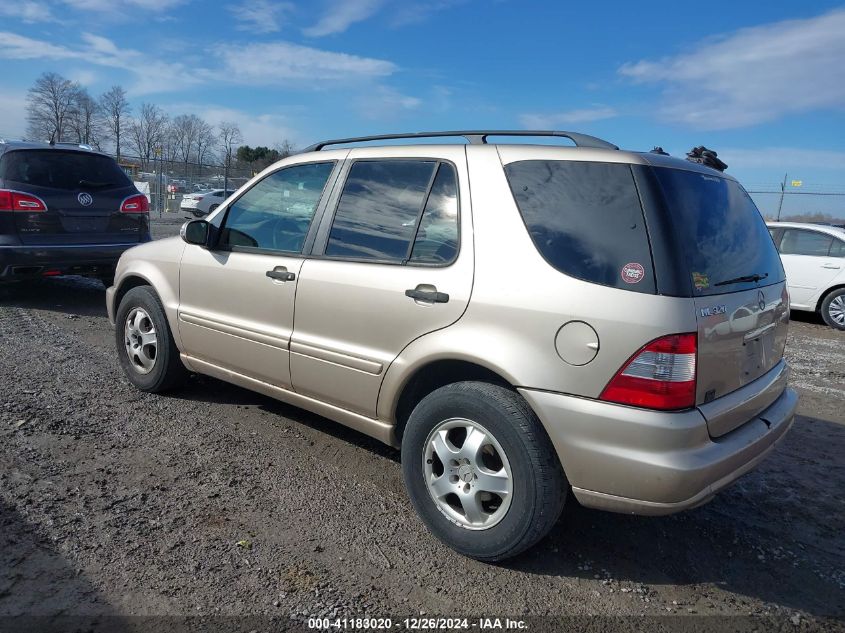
xmin=266 ymin=267 xmax=295 ymax=282
xmin=405 ymin=287 xmax=449 ymax=303
xmin=822 ymin=263 xmax=841 ymax=270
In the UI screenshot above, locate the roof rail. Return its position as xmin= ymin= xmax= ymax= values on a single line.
xmin=301 ymin=130 xmax=618 ymax=153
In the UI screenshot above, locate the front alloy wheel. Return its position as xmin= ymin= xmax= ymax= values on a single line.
xmin=124 ymin=307 xmax=158 ymax=374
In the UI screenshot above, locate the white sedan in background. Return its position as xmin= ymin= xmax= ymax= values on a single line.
xmin=180 ymin=189 xmax=235 ymax=217
xmin=768 ymin=221 xmax=845 ymax=330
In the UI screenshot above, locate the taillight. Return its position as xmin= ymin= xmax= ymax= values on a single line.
xmin=599 ymin=333 xmax=697 ymax=411
xmin=120 ymin=194 xmax=149 ymax=214
xmin=0 ymin=189 xmax=47 ymax=212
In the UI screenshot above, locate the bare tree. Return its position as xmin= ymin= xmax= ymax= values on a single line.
xmin=194 ymin=119 xmax=216 ymax=167
xmin=127 ymin=103 xmax=169 ymax=170
xmin=99 ymin=86 xmax=131 ymax=161
xmin=26 ymin=72 xmax=77 ymax=142
xmin=274 ymin=139 xmax=295 ymax=159
xmin=170 ymin=114 xmax=201 ymax=179
xmin=67 ymin=86 xmax=102 ymax=148
xmin=218 ymin=121 xmax=243 ymax=192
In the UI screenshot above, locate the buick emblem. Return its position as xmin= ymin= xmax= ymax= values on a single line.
xmin=78 ymin=192 xmax=93 ymax=206
xmin=757 ymin=290 xmax=766 ymax=311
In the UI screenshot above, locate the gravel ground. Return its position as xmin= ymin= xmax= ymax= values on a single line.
xmin=1 ymin=215 xmax=843 ymax=632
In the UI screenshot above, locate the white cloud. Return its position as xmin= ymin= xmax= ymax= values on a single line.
xmin=721 ymin=147 xmax=845 ymax=172
xmin=59 ymin=0 xmax=187 ymax=11
xmin=389 ymin=0 xmax=466 ymax=27
xmin=0 ymin=94 xmax=29 ymax=139
xmin=519 ymin=106 xmax=618 ymax=129
xmin=303 ymin=0 xmax=385 ymax=37
xmin=215 ymin=41 xmax=396 ymax=83
xmin=355 ymin=86 xmax=421 ymax=119
xmin=228 ymin=0 xmax=295 ymax=34
xmin=0 ymin=1 xmax=54 ymax=22
xmin=619 ymin=9 xmax=845 ymax=129
xmin=0 ymin=31 xmax=199 ymax=96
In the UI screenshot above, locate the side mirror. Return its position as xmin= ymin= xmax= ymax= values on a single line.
xmin=180 ymin=219 xmax=210 ymax=247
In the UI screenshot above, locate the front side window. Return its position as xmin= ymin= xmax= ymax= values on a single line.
xmin=780 ymin=229 xmax=834 ymax=257
xmin=830 ymin=239 xmax=845 ymax=257
xmin=219 ymin=162 xmax=334 ymax=253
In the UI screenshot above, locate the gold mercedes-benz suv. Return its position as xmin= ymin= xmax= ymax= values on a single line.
xmin=107 ymin=131 xmax=797 ymax=561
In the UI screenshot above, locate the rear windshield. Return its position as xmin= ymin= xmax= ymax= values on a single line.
xmin=504 ymin=160 xmax=656 ymax=293
xmin=0 ymin=150 xmax=131 ymax=191
xmin=654 ymin=168 xmax=784 ymax=296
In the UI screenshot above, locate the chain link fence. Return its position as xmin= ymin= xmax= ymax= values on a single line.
xmin=746 ymin=183 xmax=845 ymax=223
xmin=108 ymin=153 xmax=256 ymax=216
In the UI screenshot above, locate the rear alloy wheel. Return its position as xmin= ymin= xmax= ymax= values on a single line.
xmin=209 ymin=203 xmax=219 ymax=212
xmin=821 ymin=288 xmax=845 ymax=330
xmin=402 ymin=381 xmax=567 ymax=561
xmin=115 ymin=285 xmax=187 ymax=392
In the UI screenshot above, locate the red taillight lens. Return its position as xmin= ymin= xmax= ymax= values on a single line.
xmin=599 ymin=333 xmax=697 ymax=411
xmin=120 ymin=194 xmax=149 ymax=214
xmin=0 ymin=189 xmax=47 ymax=212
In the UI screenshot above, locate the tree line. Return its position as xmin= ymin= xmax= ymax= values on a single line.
xmin=24 ymin=71 xmax=294 ymax=175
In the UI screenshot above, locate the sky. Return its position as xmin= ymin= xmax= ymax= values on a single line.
xmin=0 ymin=0 xmax=844 ymax=217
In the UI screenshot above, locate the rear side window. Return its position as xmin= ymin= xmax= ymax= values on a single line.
xmin=654 ymin=169 xmax=785 ymax=295
xmin=780 ymin=229 xmax=833 ymax=256
xmin=504 ymin=160 xmax=655 ymax=293
xmin=0 ymin=150 xmax=131 ymax=191
xmin=326 ymin=160 xmax=459 ymax=264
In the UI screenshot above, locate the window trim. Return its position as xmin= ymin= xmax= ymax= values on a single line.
xmin=211 ymin=159 xmax=339 ymax=257
xmin=779 ymin=228 xmax=836 ymax=257
xmin=312 ymin=157 xmax=462 ymax=268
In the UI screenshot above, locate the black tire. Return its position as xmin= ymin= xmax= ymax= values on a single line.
xmin=820 ymin=288 xmax=845 ymax=330
xmin=209 ymin=204 xmax=219 ymax=212
xmin=115 ymin=285 xmax=187 ymax=392
xmin=401 ymin=381 xmax=567 ymax=561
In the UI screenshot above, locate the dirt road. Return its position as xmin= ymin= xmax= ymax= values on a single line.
xmin=1 ymin=217 xmax=843 ymax=632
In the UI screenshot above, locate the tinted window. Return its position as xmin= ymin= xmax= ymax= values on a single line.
xmin=780 ymin=229 xmax=833 ymax=256
xmin=409 ymin=163 xmax=459 ymax=264
xmin=654 ymin=169 xmax=785 ymax=295
xmin=327 ymin=160 xmax=436 ymax=261
xmin=505 ymin=160 xmax=655 ymax=293
xmin=0 ymin=150 xmax=131 ymax=191
xmin=220 ymin=162 xmax=334 ymax=252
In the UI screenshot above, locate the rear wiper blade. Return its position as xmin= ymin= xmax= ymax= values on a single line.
xmin=714 ymin=273 xmax=768 ymax=287
xmin=78 ymin=179 xmax=114 ymax=189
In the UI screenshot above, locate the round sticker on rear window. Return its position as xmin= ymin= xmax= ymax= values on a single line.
xmin=621 ymin=262 xmax=645 ymax=284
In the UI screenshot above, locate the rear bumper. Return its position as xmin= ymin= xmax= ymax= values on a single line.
xmin=519 ymin=384 xmax=797 ymax=515
xmin=0 ymin=243 xmax=138 ymax=281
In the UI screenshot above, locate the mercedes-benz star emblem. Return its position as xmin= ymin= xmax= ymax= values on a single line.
xmin=758 ymin=290 xmax=766 ymax=311
xmin=78 ymin=192 xmax=93 ymax=206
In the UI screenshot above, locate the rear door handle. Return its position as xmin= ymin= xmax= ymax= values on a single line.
xmin=405 ymin=288 xmax=449 ymax=303
xmin=266 ymin=267 xmax=295 ymax=281
xmin=822 ymin=263 xmax=841 ymax=269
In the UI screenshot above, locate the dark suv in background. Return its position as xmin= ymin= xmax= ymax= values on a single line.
xmin=0 ymin=140 xmax=151 ymax=287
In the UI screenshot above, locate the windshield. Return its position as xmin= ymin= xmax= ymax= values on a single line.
xmin=653 ymin=168 xmax=784 ymax=296
xmin=0 ymin=149 xmax=132 ymax=191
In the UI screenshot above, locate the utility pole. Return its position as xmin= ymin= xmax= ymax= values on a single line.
xmin=776 ymin=172 xmax=787 ymax=221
